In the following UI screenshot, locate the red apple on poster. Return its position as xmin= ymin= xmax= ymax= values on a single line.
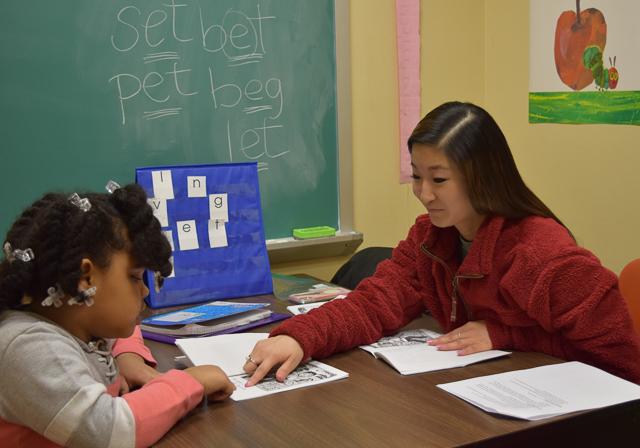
xmin=554 ymin=0 xmax=607 ymax=90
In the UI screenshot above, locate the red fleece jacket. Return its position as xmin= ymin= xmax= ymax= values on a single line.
xmin=271 ymin=215 xmax=640 ymax=383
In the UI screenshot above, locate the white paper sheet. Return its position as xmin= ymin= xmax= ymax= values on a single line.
xmin=176 ymin=333 xmax=268 ymax=376
xmin=286 ymin=302 xmax=328 ymax=315
xmin=437 ymin=361 xmax=640 ymax=420
xmin=286 ymin=295 xmax=346 ymax=315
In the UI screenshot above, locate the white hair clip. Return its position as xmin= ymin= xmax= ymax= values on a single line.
xmin=105 ymin=180 xmax=121 ymax=194
xmin=3 ymin=242 xmax=35 ymax=263
xmin=68 ymin=286 xmax=97 ymax=307
xmin=68 ymin=193 xmax=92 ymax=212
xmin=3 ymin=242 xmax=12 ymax=260
xmin=42 ymin=284 xmax=65 ymax=308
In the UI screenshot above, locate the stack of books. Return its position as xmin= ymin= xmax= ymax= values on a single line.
xmin=140 ymin=301 xmax=289 ymax=344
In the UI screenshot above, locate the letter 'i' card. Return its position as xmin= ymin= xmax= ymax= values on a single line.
xmin=136 ymin=163 xmax=273 ymax=308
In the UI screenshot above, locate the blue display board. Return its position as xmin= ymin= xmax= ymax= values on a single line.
xmin=136 ymin=162 xmax=273 ymax=308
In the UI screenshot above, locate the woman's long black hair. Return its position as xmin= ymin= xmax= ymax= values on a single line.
xmin=408 ymin=101 xmax=567 ymax=229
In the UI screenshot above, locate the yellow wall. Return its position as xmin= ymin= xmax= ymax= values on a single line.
xmin=272 ymin=0 xmax=639 ymax=280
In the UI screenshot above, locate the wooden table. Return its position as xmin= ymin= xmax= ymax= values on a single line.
xmin=145 ymin=294 xmax=640 ymax=447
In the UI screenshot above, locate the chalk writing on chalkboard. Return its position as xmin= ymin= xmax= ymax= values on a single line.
xmin=1 ymin=0 xmax=340 ymax=241
xmin=108 ymin=2 xmax=288 ymax=172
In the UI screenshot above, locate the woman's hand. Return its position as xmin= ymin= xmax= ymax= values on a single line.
xmin=428 ymin=320 xmax=492 ymax=355
xmin=115 ymin=352 xmax=160 ymax=390
xmin=243 ymin=335 xmax=305 ymax=387
xmin=185 ymin=365 xmax=236 ymax=401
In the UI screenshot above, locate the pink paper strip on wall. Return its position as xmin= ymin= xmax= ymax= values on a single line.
xmin=395 ymin=0 xmax=421 ymax=183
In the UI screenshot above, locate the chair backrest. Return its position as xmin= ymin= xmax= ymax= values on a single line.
xmin=331 ymin=247 xmax=393 ymax=290
xmin=619 ymin=258 xmax=640 ymax=335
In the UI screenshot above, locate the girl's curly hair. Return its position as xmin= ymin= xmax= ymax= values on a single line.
xmin=0 ymin=184 xmax=171 ymax=312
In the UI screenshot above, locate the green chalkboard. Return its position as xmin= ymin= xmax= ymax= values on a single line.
xmin=0 ymin=0 xmax=339 ymax=240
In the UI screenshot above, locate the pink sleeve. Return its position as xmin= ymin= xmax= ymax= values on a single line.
xmin=112 ymin=326 xmax=156 ymax=366
xmin=123 ymin=369 xmax=204 ymax=448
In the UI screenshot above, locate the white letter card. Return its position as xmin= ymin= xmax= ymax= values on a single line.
xmin=187 ymin=176 xmax=207 ymax=198
xmin=208 ymin=219 xmax=228 ymax=248
xmin=148 ymin=198 xmax=169 ymax=227
xmin=177 ymin=220 xmax=199 ymax=251
xmin=152 ymin=170 xmax=175 ymax=199
xmin=163 ymin=230 xmax=175 ymax=251
xmin=209 ymin=193 xmax=229 ymax=222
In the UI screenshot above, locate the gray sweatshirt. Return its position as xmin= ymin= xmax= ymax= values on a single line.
xmin=0 ymin=310 xmax=135 ymax=447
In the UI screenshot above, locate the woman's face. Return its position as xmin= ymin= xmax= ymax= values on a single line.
xmin=410 ymin=143 xmax=485 ymax=240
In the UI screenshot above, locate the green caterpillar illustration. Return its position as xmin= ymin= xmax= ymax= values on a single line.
xmin=582 ymin=46 xmax=619 ymax=91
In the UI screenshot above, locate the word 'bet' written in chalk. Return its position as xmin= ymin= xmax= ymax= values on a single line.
xmin=148 ymin=170 xmax=230 ymax=277
xmin=108 ymin=1 xmax=289 ymax=170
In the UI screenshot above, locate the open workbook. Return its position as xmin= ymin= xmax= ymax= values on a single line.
xmin=176 ymin=333 xmax=348 ymax=401
xmin=360 ymin=329 xmax=510 ymax=375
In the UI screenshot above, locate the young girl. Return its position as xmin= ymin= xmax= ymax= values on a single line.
xmin=243 ymin=101 xmax=640 ymax=385
xmin=0 ymin=183 xmax=235 ymax=447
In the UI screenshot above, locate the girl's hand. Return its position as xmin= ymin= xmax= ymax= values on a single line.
xmin=243 ymin=335 xmax=305 ymax=387
xmin=185 ymin=365 xmax=236 ymax=401
xmin=428 ymin=320 xmax=492 ymax=355
xmin=115 ymin=352 xmax=160 ymax=390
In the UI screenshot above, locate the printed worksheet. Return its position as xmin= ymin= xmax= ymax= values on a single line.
xmin=229 ymin=361 xmax=349 ymax=401
xmin=176 ymin=333 xmax=349 ymax=401
xmin=437 ymin=361 xmax=640 ymax=420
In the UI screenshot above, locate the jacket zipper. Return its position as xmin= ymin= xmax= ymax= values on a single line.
xmin=420 ymin=243 xmax=484 ymax=323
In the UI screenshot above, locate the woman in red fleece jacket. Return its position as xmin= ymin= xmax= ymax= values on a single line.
xmin=244 ymin=101 xmax=640 ymax=385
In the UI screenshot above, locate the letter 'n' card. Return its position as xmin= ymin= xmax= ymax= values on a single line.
xmin=136 ymin=163 xmax=272 ymax=308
